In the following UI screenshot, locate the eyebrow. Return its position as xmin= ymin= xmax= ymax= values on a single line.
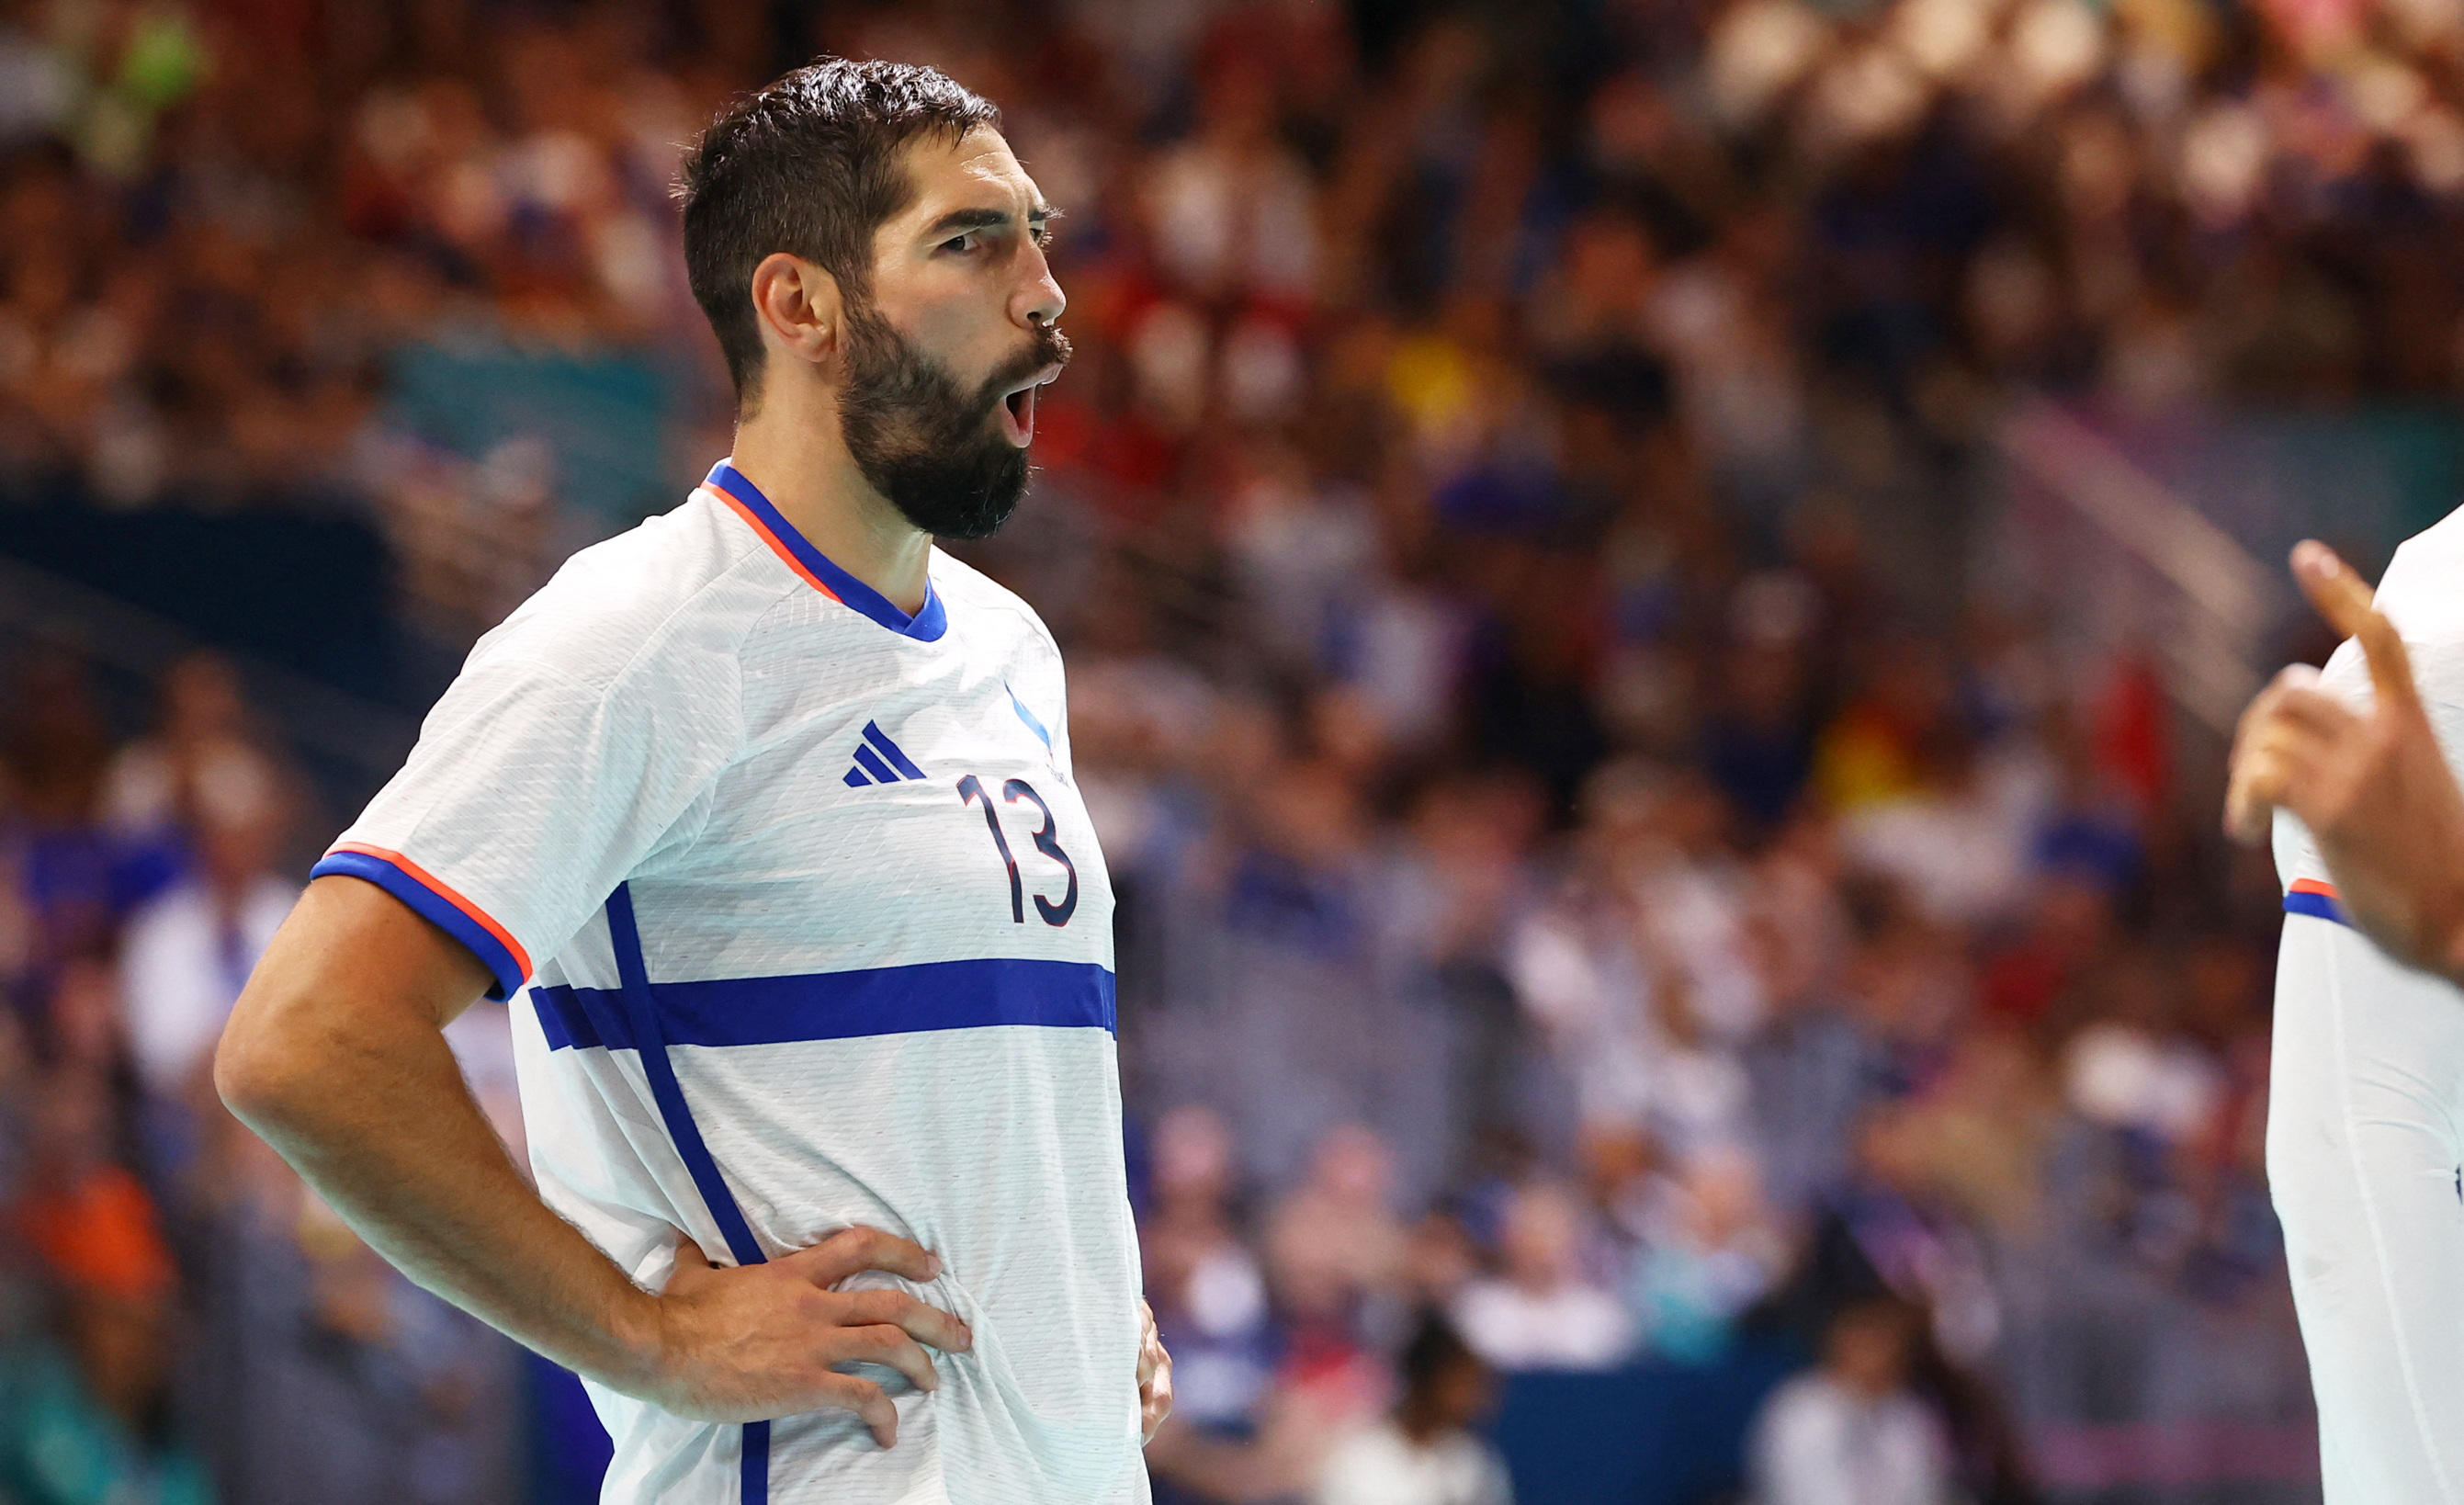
xmin=921 ymin=202 xmax=1062 ymax=240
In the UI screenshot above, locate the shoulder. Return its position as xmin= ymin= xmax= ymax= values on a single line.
xmin=2377 ymin=503 xmax=2464 ymax=645
xmin=466 ymin=491 xmax=790 ymax=701
xmin=931 ymin=549 xmax=1062 ymax=662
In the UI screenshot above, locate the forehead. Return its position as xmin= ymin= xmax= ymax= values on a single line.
xmin=888 ymin=127 xmax=1042 ymax=225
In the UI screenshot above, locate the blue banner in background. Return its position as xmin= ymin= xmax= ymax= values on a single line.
xmin=388 ymin=340 xmax=672 ymax=526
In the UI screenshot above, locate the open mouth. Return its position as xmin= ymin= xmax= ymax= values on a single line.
xmin=996 ymin=363 xmax=1063 ymax=447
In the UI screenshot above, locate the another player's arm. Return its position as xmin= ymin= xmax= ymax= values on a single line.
xmin=2226 ymin=540 xmax=2464 ymax=984
xmin=215 ymin=874 xmax=971 ymax=1446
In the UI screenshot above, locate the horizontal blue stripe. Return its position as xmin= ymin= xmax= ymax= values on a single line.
xmin=531 ymin=957 xmax=1115 ymax=1051
xmin=312 ymin=850 xmax=525 ymax=1001
xmin=2285 ymin=892 xmax=2348 ymax=926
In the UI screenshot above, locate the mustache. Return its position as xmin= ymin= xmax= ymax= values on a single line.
xmin=980 ymin=325 xmax=1073 ymax=404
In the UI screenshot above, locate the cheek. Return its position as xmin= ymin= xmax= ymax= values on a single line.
xmin=897 ymin=286 xmax=1006 ymax=387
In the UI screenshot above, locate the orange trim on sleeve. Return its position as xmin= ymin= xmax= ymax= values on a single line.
xmin=327 ymin=842 xmax=534 ymax=979
xmin=697 ymin=484 xmax=843 ymax=603
xmin=2289 ymin=878 xmax=2341 ymax=900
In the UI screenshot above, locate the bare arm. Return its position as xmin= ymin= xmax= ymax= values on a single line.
xmin=215 ymin=875 xmax=970 ymax=1444
xmin=2225 ymin=541 xmax=2464 ymax=985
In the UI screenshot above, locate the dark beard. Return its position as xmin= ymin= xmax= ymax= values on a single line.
xmin=837 ymin=302 xmax=1070 ymax=540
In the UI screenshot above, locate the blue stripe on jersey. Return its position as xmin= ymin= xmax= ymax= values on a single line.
xmin=603 ymin=884 xmax=772 ymax=1505
xmin=531 ymin=957 xmax=1117 ymax=1051
xmin=2285 ymin=890 xmax=2349 ymax=926
xmin=1006 ymin=683 xmax=1053 ymax=752
xmin=312 ymin=848 xmax=526 ymax=1001
xmin=705 ymin=460 xmax=948 ymax=642
xmin=862 ymin=719 xmax=928 ymax=779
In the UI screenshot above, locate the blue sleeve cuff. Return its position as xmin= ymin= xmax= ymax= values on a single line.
xmin=311 ymin=848 xmax=529 ymax=1001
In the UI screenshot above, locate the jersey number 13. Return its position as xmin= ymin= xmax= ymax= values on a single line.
xmin=955 ymin=775 xmax=1078 ymax=926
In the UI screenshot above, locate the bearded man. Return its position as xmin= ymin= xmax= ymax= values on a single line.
xmin=216 ymin=59 xmax=1169 ymax=1503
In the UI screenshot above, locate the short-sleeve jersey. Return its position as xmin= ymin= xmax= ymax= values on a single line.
xmin=312 ymin=460 xmax=1148 ymax=1505
xmin=2275 ymin=504 xmax=2464 ymax=916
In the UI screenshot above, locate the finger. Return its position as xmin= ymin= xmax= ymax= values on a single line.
xmin=2294 ymin=541 xmax=2420 ymax=714
xmin=786 ymin=1226 xmax=941 ymax=1288
xmin=839 ymin=1288 xmax=973 ymax=1352
xmin=2233 ymin=664 xmax=2323 ymax=759
xmin=2224 ymin=697 xmax=2345 ymax=844
xmin=1142 ymin=1362 xmax=1173 ymax=1442
xmin=831 ymin=1322 xmax=941 ymax=1394
xmin=2224 ymin=747 xmax=2303 ymax=844
xmin=819 ymin=1373 xmax=898 ymax=1448
xmin=2261 ymin=685 xmax=2364 ymax=742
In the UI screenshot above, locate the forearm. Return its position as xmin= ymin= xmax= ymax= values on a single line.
xmin=217 ymin=886 xmax=661 ymax=1394
xmin=222 ymin=1004 xmax=656 ymax=1387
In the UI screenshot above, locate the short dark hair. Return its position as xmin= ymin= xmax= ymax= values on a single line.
xmin=1397 ymin=1308 xmax=1482 ymax=1394
xmin=677 ymin=58 xmax=1002 ymax=406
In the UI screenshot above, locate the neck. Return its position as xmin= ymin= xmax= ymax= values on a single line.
xmin=729 ymin=390 xmax=933 ymax=615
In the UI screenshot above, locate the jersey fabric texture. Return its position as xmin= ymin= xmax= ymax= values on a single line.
xmin=2271 ymin=503 xmax=2464 ymax=1504
xmin=311 ymin=460 xmax=1150 ymax=1505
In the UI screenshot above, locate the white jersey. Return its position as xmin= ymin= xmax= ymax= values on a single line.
xmin=312 ymin=460 xmax=1148 ymax=1505
xmin=2270 ymin=503 xmax=2464 ymax=1504
xmin=2274 ymin=504 xmax=2464 ymax=903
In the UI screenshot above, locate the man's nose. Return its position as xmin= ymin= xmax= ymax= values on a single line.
xmin=1012 ymin=243 xmax=1065 ymax=331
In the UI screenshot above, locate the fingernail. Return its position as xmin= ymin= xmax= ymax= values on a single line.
xmin=2291 ymin=540 xmax=2330 ymax=577
xmin=925 ymin=1254 xmax=941 ymax=1278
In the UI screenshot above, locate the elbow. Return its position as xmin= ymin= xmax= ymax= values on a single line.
xmin=214 ymin=1002 xmax=310 ymax=1129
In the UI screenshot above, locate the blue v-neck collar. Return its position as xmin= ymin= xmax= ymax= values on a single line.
xmin=704 ymin=459 xmax=949 ymax=642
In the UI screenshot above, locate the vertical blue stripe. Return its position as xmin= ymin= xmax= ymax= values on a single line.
xmin=851 ymin=744 xmax=898 ymax=784
xmin=741 ymin=1420 xmax=771 ymax=1505
xmin=604 ymin=884 xmax=770 ymax=1504
xmin=861 ymin=720 xmax=929 ymax=780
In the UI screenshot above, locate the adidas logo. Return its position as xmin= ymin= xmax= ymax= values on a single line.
xmin=842 ymin=720 xmax=928 ymax=787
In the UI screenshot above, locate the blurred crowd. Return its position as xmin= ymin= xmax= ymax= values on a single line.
xmin=0 ymin=0 xmax=2419 ymax=1497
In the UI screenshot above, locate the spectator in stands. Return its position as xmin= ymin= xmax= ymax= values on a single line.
xmin=1 ymin=1070 xmax=209 ymax=1505
xmin=1620 ymin=1145 xmax=1788 ymax=1364
xmin=1451 ymin=1180 xmax=1633 ymax=1370
xmin=1748 ymin=1296 xmax=1955 ymax=1505
xmin=96 ymin=653 xmax=252 ymax=843
xmin=1142 ymin=1105 xmax=1275 ymax=1436
xmin=1314 ymin=1311 xmax=1510 ymax=1505
xmin=1268 ymin=1124 xmax=1408 ymax=1330
xmin=115 ymin=745 xmax=290 ymax=1106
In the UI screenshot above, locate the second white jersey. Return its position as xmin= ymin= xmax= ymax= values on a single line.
xmin=313 ymin=460 xmax=1148 ymax=1503
xmin=2275 ymin=504 xmax=2464 ymax=900
xmin=2270 ymin=502 xmax=2464 ymax=1504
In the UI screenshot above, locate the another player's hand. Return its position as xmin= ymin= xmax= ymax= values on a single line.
xmin=2225 ymin=541 xmax=2464 ymax=979
xmin=1136 ymin=1296 xmax=1173 ymax=1444
xmin=642 ymin=1224 xmax=971 ymax=1446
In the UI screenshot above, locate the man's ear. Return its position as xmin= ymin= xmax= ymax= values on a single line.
xmin=749 ymin=252 xmax=843 ymax=378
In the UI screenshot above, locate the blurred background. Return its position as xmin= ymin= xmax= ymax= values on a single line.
xmin=4 ymin=0 xmax=2457 ymax=1499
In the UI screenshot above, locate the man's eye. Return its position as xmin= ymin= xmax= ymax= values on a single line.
xmin=944 ymin=233 xmax=978 ymax=254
